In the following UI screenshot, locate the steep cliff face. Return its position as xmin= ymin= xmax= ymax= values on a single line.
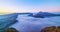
xmin=0 ymin=13 xmax=18 ymax=31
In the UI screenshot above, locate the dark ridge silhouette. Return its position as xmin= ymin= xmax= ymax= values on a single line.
xmin=28 ymin=12 xmax=60 ymax=18
xmin=17 ymin=12 xmax=32 ymax=15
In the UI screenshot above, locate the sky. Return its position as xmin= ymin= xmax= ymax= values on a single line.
xmin=0 ymin=0 xmax=60 ymax=13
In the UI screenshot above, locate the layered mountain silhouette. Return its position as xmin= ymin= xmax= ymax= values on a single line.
xmin=28 ymin=12 xmax=60 ymax=18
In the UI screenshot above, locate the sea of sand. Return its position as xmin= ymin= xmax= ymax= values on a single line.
xmin=10 ymin=13 xmax=60 ymax=32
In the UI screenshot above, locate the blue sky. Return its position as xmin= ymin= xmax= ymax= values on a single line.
xmin=0 ymin=0 xmax=60 ymax=12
